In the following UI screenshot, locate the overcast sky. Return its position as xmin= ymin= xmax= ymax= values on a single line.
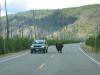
xmin=0 ymin=0 xmax=100 ymax=16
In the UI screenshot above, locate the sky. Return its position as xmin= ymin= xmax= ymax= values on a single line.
xmin=0 ymin=0 xmax=100 ymax=16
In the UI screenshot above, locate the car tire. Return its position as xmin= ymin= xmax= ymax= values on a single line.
xmin=45 ymin=50 xmax=48 ymax=53
xmin=30 ymin=50 xmax=33 ymax=54
xmin=43 ymin=49 xmax=46 ymax=53
xmin=34 ymin=50 xmax=37 ymax=54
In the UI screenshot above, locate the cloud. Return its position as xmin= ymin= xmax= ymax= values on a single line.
xmin=1 ymin=11 xmax=5 ymax=16
xmin=0 ymin=0 xmax=100 ymax=14
xmin=0 ymin=0 xmax=4 ymax=4
xmin=1 ymin=11 xmax=13 ymax=16
xmin=0 ymin=0 xmax=13 ymax=7
xmin=25 ymin=0 xmax=100 ymax=10
xmin=25 ymin=0 xmax=66 ymax=9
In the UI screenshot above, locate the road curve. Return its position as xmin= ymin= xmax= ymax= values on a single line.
xmin=0 ymin=43 xmax=100 ymax=75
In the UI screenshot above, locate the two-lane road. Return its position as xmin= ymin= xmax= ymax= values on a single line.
xmin=0 ymin=43 xmax=100 ymax=75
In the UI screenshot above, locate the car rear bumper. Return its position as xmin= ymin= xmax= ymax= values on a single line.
xmin=30 ymin=47 xmax=47 ymax=53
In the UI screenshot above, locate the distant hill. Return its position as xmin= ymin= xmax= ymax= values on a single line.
xmin=49 ymin=4 xmax=100 ymax=40
xmin=1 ymin=4 xmax=100 ymax=40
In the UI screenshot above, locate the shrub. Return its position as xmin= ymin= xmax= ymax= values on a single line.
xmin=86 ymin=37 xmax=95 ymax=47
xmin=47 ymin=39 xmax=80 ymax=46
xmin=0 ymin=37 xmax=34 ymax=54
xmin=0 ymin=37 xmax=4 ymax=54
xmin=86 ymin=33 xmax=100 ymax=51
xmin=0 ymin=37 xmax=81 ymax=54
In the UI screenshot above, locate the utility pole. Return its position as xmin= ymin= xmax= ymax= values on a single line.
xmin=0 ymin=5 xmax=2 ymax=37
xmin=5 ymin=0 xmax=9 ymax=39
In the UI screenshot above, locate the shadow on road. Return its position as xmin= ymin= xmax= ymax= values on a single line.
xmin=47 ymin=52 xmax=59 ymax=54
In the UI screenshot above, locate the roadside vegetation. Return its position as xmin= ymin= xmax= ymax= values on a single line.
xmin=47 ymin=39 xmax=81 ymax=46
xmin=0 ymin=37 xmax=81 ymax=54
xmin=85 ymin=33 xmax=100 ymax=52
xmin=0 ymin=37 xmax=33 ymax=54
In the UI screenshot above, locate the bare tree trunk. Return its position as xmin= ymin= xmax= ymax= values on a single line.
xmin=5 ymin=0 xmax=9 ymax=39
xmin=30 ymin=28 xmax=33 ymax=39
xmin=33 ymin=10 xmax=36 ymax=39
xmin=21 ymin=24 xmax=24 ymax=39
xmin=29 ymin=26 xmax=33 ymax=39
xmin=0 ymin=5 xmax=2 ymax=37
xmin=10 ymin=24 xmax=13 ymax=38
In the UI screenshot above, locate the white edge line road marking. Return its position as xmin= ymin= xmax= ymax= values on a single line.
xmin=0 ymin=53 xmax=27 ymax=63
xmin=79 ymin=48 xmax=100 ymax=66
xmin=38 ymin=64 xmax=45 ymax=69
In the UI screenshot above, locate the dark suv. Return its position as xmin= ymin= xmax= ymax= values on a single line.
xmin=30 ymin=40 xmax=48 ymax=54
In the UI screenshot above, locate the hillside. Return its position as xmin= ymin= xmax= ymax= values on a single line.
xmin=0 ymin=4 xmax=100 ymax=40
xmin=50 ymin=4 xmax=100 ymax=40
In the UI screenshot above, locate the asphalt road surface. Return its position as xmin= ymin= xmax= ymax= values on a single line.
xmin=0 ymin=43 xmax=100 ymax=75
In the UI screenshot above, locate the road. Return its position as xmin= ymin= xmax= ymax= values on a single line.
xmin=0 ymin=43 xmax=100 ymax=75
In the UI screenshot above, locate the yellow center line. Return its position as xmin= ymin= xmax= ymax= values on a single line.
xmin=38 ymin=64 xmax=45 ymax=69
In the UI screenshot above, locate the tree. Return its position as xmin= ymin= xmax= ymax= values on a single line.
xmin=0 ymin=5 xmax=2 ymax=37
xmin=4 ymin=0 xmax=10 ymax=51
xmin=5 ymin=0 xmax=9 ymax=39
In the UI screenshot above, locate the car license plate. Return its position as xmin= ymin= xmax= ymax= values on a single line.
xmin=36 ymin=49 xmax=39 ymax=51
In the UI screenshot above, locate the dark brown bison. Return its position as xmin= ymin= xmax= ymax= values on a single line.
xmin=56 ymin=42 xmax=63 ymax=53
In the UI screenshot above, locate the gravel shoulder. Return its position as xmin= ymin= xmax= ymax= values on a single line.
xmin=81 ymin=43 xmax=100 ymax=63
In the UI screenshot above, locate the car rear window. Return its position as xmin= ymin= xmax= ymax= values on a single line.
xmin=34 ymin=41 xmax=45 ymax=44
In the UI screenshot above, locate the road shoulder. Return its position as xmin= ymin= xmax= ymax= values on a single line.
xmin=80 ymin=44 xmax=100 ymax=64
xmin=0 ymin=50 xmax=29 ymax=61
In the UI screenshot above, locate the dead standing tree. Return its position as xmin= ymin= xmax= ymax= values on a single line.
xmin=33 ymin=10 xmax=37 ymax=40
xmin=5 ymin=0 xmax=10 ymax=51
xmin=0 ymin=5 xmax=2 ymax=37
xmin=5 ymin=0 xmax=9 ymax=39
